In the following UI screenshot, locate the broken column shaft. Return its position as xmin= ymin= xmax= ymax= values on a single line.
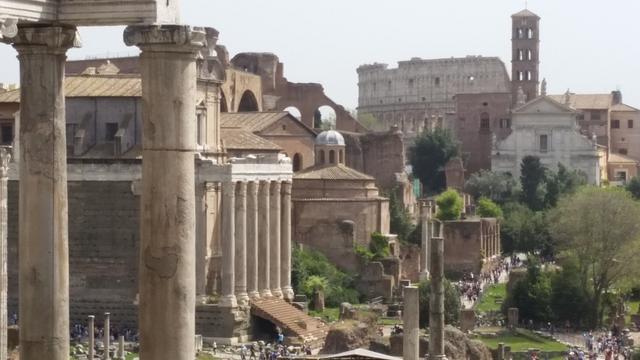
xmin=124 ymin=25 xmax=205 ymax=360
xmin=403 ymin=286 xmax=419 ymax=360
xmin=429 ymin=221 xmax=447 ymax=360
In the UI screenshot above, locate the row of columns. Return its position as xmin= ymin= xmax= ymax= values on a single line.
xmin=220 ymin=180 xmax=293 ymax=307
xmin=481 ymin=222 xmax=501 ymax=258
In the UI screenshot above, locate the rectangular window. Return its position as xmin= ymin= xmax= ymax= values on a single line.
xmin=629 ymin=119 xmax=634 ymax=129
xmin=539 ymin=134 xmax=548 ymax=152
xmin=105 ymin=122 xmax=118 ymax=142
xmin=591 ymin=110 xmax=601 ymax=121
xmin=612 ymin=119 xmax=620 ymax=129
xmin=615 ymin=171 xmax=627 ymax=183
xmin=0 ymin=124 xmax=13 ymax=145
xmin=499 ymin=119 xmax=511 ymax=129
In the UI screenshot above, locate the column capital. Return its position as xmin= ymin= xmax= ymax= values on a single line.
xmin=2 ymin=24 xmax=80 ymax=53
xmin=124 ymin=25 xmax=208 ymax=52
xmin=0 ymin=146 xmax=11 ymax=178
xmin=235 ymin=180 xmax=247 ymax=195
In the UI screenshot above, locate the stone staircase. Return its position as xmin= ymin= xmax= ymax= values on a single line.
xmin=250 ymin=297 xmax=328 ymax=349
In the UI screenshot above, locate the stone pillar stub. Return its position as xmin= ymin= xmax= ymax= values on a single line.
xmin=235 ymin=181 xmax=249 ymax=305
xmin=3 ymin=24 xmax=78 ymax=360
xmin=103 ymin=312 xmax=111 ymax=360
xmin=402 ymin=286 xmax=419 ymax=360
xmin=280 ymin=181 xmax=294 ymax=301
xmin=258 ymin=181 xmax=271 ymax=297
xmin=0 ymin=147 xmax=9 ymax=360
xmin=220 ymin=181 xmax=237 ymax=308
xmin=88 ymin=315 xmax=95 ymax=360
xmin=270 ymin=181 xmax=282 ymax=298
xmin=429 ymin=235 xmax=447 ymax=360
xmin=125 ymin=25 xmax=206 ymax=360
xmin=246 ymin=181 xmax=260 ymax=299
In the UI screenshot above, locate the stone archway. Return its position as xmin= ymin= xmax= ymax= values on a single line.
xmin=238 ymin=90 xmax=259 ymax=112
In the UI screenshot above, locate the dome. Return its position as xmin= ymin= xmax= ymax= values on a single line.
xmin=315 ymin=130 xmax=345 ymax=146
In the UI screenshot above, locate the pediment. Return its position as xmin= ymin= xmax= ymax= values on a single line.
xmin=514 ymin=96 xmax=577 ymax=115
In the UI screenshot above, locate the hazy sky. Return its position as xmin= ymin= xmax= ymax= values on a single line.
xmin=1 ymin=0 xmax=639 ymax=109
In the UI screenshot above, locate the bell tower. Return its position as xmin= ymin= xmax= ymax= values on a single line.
xmin=511 ymin=9 xmax=540 ymax=106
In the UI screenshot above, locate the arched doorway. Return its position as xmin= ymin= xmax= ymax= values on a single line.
xmin=220 ymin=90 xmax=229 ymax=113
xmin=293 ymin=153 xmax=302 ymax=171
xmin=284 ymin=106 xmax=302 ymax=121
xmin=238 ymin=90 xmax=259 ymax=112
xmin=313 ymin=105 xmax=336 ymax=129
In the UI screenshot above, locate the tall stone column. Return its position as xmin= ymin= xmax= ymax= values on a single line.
xmin=403 ymin=286 xmax=419 ymax=360
xmin=220 ymin=181 xmax=237 ymax=308
xmin=280 ymin=181 xmax=294 ymax=301
xmin=0 ymin=147 xmax=9 ymax=360
xmin=270 ymin=181 xmax=282 ymax=298
xmin=429 ymin=221 xmax=447 ymax=360
xmin=124 ymin=25 xmax=205 ymax=360
xmin=235 ymin=181 xmax=249 ymax=305
xmin=246 ymin=181 xmax=260 ymax=299
xmin=88 ymin=315 xmax=95 ymax=360
xmin=420 ymin=202 xmax=432 ymax=279
xmin=2 ymin=25 xmax=78 ymax=360
xmin=258 ymin=181 xmax=272 ymax=297
xmin=103 ymin=312 xmax=111 ymax=360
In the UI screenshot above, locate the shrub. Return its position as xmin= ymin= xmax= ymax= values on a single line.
xmin=476 ymin=197 xmax=503 ymax=219
xmin=435 ymin=189 xmax=463 ymax=221
xmin=418 ymin=278 xmax=461 ymax=327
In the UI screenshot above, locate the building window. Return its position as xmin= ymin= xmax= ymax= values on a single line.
xmin=612 ymin=119 xmax=620 ymax=129
xmin=539 ymin=134 xmax=548 ymax=152
xmin=499 ymin=119 xmax=511 ymax=129
xmin=480 ymin=113 xmax=490 ymax=130
xmin=329 ymin=150 xmax=336 ymax=164
xmin=615 ymin=171 xmax=628 ymax=183
xmin=517 ymin=28 xmax=524 ymax=39
xmin=527 ymin=49 xmax=533 ymax=61
xmin=619 ymin=148 xmax=628 ymax=155
xmin=0 ymin=124 xmax=13 ymax=145
xmin=628 ymin=119 xmax=634 ymax=128
xmin=527 ymin=28 xmax=534 ymax=39
xmin=591 ymin=110 xmax=601 ymax=121
xmin=293 ymin=153 xmax=302 ymax=172
xmin=518 ymin=49 xmax=524 ymax=61
xmin=105 ymin=122 xmax=118 ymax=142
xmin=408 ymin=78 xmax=414 ymax=87
xmin=434 ymin=77 xmax=440 ymax=86
xmin=196 ymin=112 xmax=204 ymax=146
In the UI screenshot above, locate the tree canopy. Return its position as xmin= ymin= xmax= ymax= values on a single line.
xmin=435 ymin=189 xmax=463 ymax=221
xmin=409 ymin=128 xmax=459 ymax=195
xmin=520 ymin=156 xmax=547 ymax=211
xmin=476 ymin=197 xmax=503 ymax=219
xmin=465 ymin=170 xmax=519 ymax=205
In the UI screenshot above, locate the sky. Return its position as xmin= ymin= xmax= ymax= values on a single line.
xmin=1 ymin=0 xmax=639 ymax=110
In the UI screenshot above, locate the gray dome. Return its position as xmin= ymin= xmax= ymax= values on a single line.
xmin=315 ymin=130 xmax=345 ymax=146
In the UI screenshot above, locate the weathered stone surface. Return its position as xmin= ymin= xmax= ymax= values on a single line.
xmin=390 ymin=327 xmax=492 ymax=360
xmin=0 ymin=147 xmax=9 ymax=360
xmin=403 ymin=286 xmax=419 ymax=360
xmin=321 ymin=321 xmax=376 ymax=355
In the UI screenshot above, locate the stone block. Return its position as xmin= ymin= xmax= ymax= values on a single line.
xmin=460 ymin=309 xmax=476 ymax=332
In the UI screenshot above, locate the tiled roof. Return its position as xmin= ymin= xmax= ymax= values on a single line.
xmin=220 ymin=128 xmax=281 ymax=151
xmin=0 ymin=75 xmax=142 ymax=103
xmin=608 ymin=153 xmax=639 ymax=164
xmin=611 ymin=103 xmax=639 ymax=112
xmin=512 ymin=9 xmax=540 ymax=18
xmin=294 ymin=164 xmax=374 ymax=181
xmin=66 ymin=57 xmax=140 ymax=75
xmin=548 ymin=94 xmax=613 ymax=110
xmin=221 ymin=111 xmax=302 ymax=132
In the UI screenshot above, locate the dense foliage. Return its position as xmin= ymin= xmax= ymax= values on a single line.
xmin=500 ymin=202 xmax=552 ymax=256
xmin=418 ymin=278 xmax=461 ymax=328
xmin=520 ymin=156 xmax=547 ymax=211
xmin=435 ymin=189 xmax=463 ymax=221
xmin=292 ymin=246 xmax=360 ymax=307
xmin=465 ymin=170 xmax=519 ymax=205
xmin=355 ymin=232 xmax=392 ymax=263
xmin=626 ymin=176 xmax=640 ymax=200
xmin=388 ymin=189 xmax=416 ymax=244
xmin=409 ymin=128 xmax=459 ymax=194
xmin=476 ymin=197 xmax=503 ymax=219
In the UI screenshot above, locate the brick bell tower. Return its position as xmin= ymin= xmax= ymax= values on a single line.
xmin=511 ymin=8 xmax=540 ymax=106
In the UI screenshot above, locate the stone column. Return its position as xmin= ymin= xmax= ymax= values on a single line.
xmin=124 ymin=25 xmax=205 ymax=360
xmin=403 ymin=286 xmax=419 ymax=360
xmin=280 ymin=181 xmax=294 ymax=301
xmin=246 ymin=181 xmax=260 ymax=299
xmin=0 ymin=147 xmax=9 ymax=360
xmin=429 ymin=222 xmax=447 ymax=360
xmin=258 ymin=181 xmax=272 ymax=297
xmin=220 ymin=181 xmax=237 ymax=308
xmin=270 ymin=181 xmax=282 ymax=297
xmin=88 ymin=315 xmax=95 ymax=360
xmin=118 ymin=336 xmax=125 ymax=360
xmin=420 ymin=202 xmax=431 ymax=279
xmin=103 ymin=312 xmax=111 ymax=360
xmin=235 ymin=181 xmax=249 ymax=305
xmin=2 ymin=24 xmax=78 ymax=360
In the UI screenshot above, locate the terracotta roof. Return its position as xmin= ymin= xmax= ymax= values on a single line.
xmin=220 ymin=128 xmax=281 ymax=151
xmin=611 ymin=103 xmax=639 ymax=112
xmin=0 ymin=75 xmax=142 ymax=103
xmin=294 ymin=164 xmax=374 ymax=181
xmin=548 ymin=94 xmax=612 ymax=110
xmin=512 ymin=9 xmax=540 ymax=18
xmin=220 ymin=111 xmax=316 ymax=134
xmin=608 ymin=153 xmax=639 ymax=164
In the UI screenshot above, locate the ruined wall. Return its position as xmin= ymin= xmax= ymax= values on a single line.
xmin=442 ymin=220 xmax=483 ymax=276
xmin=399 ymin=243 xmax=421 ymax=283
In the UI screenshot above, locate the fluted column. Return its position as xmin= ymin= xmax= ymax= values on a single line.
xmin=234 ymin=181 xmax=249 ymax=305
xmin=0 ymin=147 xmax=9 ymax=360
xmin=281 ymin=181 xmax=294 ymax=301
xmin=270 ymin=181 xmax=282 ymax=298
xmin=124 ymin=25 xmax=206 ymax=360
xmin=258 ymin=181 xmax=272 ymax=297
xmin=246 ymin=181 xmax=260 ymax=299
xmin=2 ymin=25 xmax=79 ymax=360
xmin=220 ymin=181 xmax=237 ymax=308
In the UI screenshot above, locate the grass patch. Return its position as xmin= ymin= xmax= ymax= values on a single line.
xmin=479 ymin=329 xmax=568 ymax=353
xmin=474 ymin=283 xmax=506 ymax=314
xmin=377 ymin=317 xmax=402 ymax=326
xmin=309 ymin=307 xmax=340 ymax=322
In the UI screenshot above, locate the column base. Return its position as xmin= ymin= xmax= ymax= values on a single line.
xmin=260 ymin=289 xmax=273 ymax=298
xmin=271 ymin=288 xmax=283 ymax=298
xmin=281 ymin=286 xmax=294 ymax=302
xmin=219 ymin=295 xmax=238 ymax=308
xmin=248 ymin=291 xmax=260 ymax=300
xmin=236 ymin=292 xmax=250 ymax=306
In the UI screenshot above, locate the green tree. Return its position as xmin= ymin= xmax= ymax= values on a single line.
xmin=476 ymin=197 xmax=503 ymax=219
xmin=520 ymin=156 xmax=547 ymax=211
xmin=409 ymin=128 xmax=459 ymax=194
xmin=626 ymin=176 xmax=640 ymax=200
xmin=503 ymin=260 xmax=553 ymax=323
xmin=501 ymin=203 xmax=552 ymax=256
xmin=550 ymin=259 xmax=595 ymax=328
xmin=465 ymin=170 xmax=520 ymax=205
xmin=388 ymin=189 xmax=416 ymax=243
xmin=435 ymin=189 xmax=463 ymax=221
xmin=418 ymin=278 xmax=461 ymax=327
xmin=548 ymin=187 xmax=640 ymax=325
xmin=544 ymin=163 xmax=587 ymax=208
